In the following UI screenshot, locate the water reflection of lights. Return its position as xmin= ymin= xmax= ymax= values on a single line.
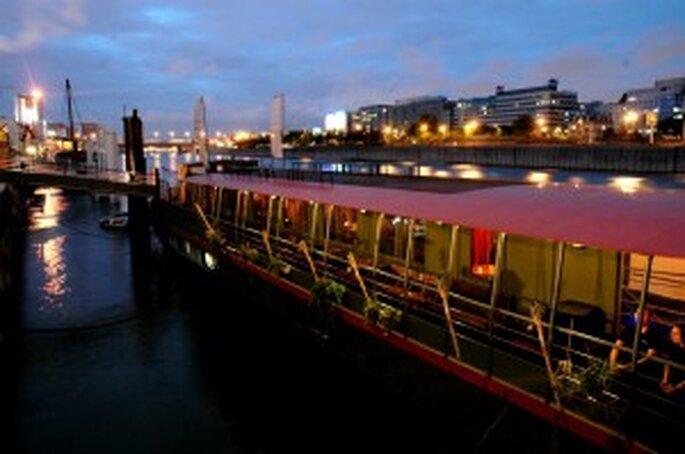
xmin=451 ymin=164 xmax=484 ymax=180
xmin=568 ymin=176 xmax=585 ymax=189
xmin=31 ymin=187 xmax=66 ymax=231
xmin=526 ymin=171 xmax=551 ymax=187
xmin=610 ymin=176 xmax=644 ymax=194
xmin=459 ymin=168 xmax=484 ymax=180
xmin=36 ymin=235 xmax=69 ymax=310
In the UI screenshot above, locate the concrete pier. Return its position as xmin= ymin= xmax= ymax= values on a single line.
xmin=279 ymin=144 xmax=685 ymax=173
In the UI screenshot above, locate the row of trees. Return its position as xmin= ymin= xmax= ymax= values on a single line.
xmin=233 ymin=114 xmax=682 ymax=149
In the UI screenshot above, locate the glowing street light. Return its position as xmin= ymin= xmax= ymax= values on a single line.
xmin=464 ymin=120 xmax=479 ymax=136
xmin=623 ymin=110 xmax=639 ymax=126
xmin=419 ymin=123 xmax=429 ymax=133
xmin=438 ymin=124 xmax=448 ymax=135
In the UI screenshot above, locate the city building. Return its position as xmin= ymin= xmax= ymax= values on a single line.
xmin=46 ymin=123 xmax=68 ymax=138
xmin=612 ymin=77 xmax=685 ymax=133
xmin=324 ymin=110 xmax=348 ymax=133
xmin=389 ymin=96 xmax=452 ymax=131
xmin=485 ymin=79 xmax=579 ymax=128
xmin=452 ymin=97 xmax=492 ymax=128
xmin=14 ymin=91 xmax=45 ymax=139
xmin=349 ymin=104 xmax=390 ymax=132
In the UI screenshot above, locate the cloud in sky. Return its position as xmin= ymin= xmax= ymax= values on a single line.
xmin=0 ymin=0 xmax=683 ymax=131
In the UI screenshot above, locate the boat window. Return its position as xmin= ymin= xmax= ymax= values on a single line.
xmin=281 ymin=198 xmax=310 ymax=241
xmin=421 ymin=221 xmax=452 ymax=276
xmin=378 ymin=214 xmax=409 ymax=262
xmin=471 ymin=227 xmax=496 ymax=278
xmin=220 ymin=189 xmax=237 ymax=223
xmin=245 ymin=192 xmax=269 ymax=231
xmin=412 ymin=221 xmax=427 ymax=270
xmin=328 ymin=206 xmax=358 ymax=254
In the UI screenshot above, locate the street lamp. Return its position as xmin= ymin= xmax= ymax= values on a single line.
xmin=623 ymin=110 xmax=639 ymax=127
xmin=438 ymin=124 xmax=448 ymax=135
xmin=464 ymin=120 xmax=479 ymax=136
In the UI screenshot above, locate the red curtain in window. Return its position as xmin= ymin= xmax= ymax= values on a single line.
xmin=472 ymin=228 xmax=494 ymax=267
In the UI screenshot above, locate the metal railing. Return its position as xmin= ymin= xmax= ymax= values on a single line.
xmin=160 ymin=199 xmax=685 ymax=449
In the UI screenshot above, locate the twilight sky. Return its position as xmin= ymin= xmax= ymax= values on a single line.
xmin=1 ymin=0 xmax=684 ymax=132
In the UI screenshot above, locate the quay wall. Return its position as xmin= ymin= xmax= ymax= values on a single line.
xmin=0 ymin=184 xmax=26 ymax=341
xmin=277 ymin=144 xmax=685 ymax=173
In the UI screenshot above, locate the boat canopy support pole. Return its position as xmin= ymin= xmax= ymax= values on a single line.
xmin=630 ymin=255 xmax=653 ymax=373
xmin=372 ymin=213 xmax=385 ymax=292
xmin=403 ymin=219 xmax=415 ymax=291
xmin=323 ymin=205 xmax=334 ymax=273
xmin=546 ymin=242 xmax=567 ymax=350
xmin=266 ymin=195 xmax=274 ymax=234
xmin=310 ymin=202 xmax=320 ymax=247
xmin=487 ymin=232 xmax=507 ymax=377
xmin=446 ymin=225 xmax=460 ymax=284
xmin=372 ymin=213 xmax=384 ymax=270
xmin=275 ymin=197 xmax=284 ymax=238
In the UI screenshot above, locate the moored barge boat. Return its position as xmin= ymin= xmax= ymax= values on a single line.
xmin=156 ymin=172 xmax=685 ymax=452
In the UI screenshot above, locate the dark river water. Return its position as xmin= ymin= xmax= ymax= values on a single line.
xmin=1 ymin=189 xmax=603 ymax=453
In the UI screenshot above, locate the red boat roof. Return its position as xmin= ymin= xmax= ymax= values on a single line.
xmin=187 ymin=174 xmax=685 ymax=258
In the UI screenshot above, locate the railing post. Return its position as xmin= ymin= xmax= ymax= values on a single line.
xmin=487 ymin=232 xmax=507 ymax=377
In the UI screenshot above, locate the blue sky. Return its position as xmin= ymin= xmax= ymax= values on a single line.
xmin=1 ymin=0 xmax=684 ymax=132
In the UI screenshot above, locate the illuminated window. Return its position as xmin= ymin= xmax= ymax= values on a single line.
xmin=471 ymin=228 xmax=496 ymax=277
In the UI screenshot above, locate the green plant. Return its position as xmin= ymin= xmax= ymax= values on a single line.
xmin=363 ymin=297 xmax=380 ymax=322
xmin=269 ymin=257 xmax=291 ymax=275
xmin=240 ymin=244 xmax=259 ymax=263
xmin=362 ymin=298 xmax=402 ymax=330
xmin=310 ymin=278 xmax=346 ymax=307
xmin=577 ymin=358 xmax=611 ymax=398
xmin=377 ymin=303 xmax=402 ymax=331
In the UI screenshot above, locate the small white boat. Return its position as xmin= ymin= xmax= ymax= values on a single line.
xmin=99 ymin=213 xmax=128 ymax=231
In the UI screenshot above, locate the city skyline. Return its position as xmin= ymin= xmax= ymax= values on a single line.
xmin=1 ymin=0 xmax=684 ymax=132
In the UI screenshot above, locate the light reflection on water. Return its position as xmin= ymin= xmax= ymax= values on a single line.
xmin=22 ymin=189 xmax=135 ymax=330
xmin=31 ymin=187 xmax=66 ymax=231
xmin=35 ymin=234 xmax=69 ymax=310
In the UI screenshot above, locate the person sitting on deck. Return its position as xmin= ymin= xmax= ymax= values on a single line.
xmin=660 ymin=324 xmax=685 ymax=398
xmin=609 ymin=308 xmax=658 ymax=374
